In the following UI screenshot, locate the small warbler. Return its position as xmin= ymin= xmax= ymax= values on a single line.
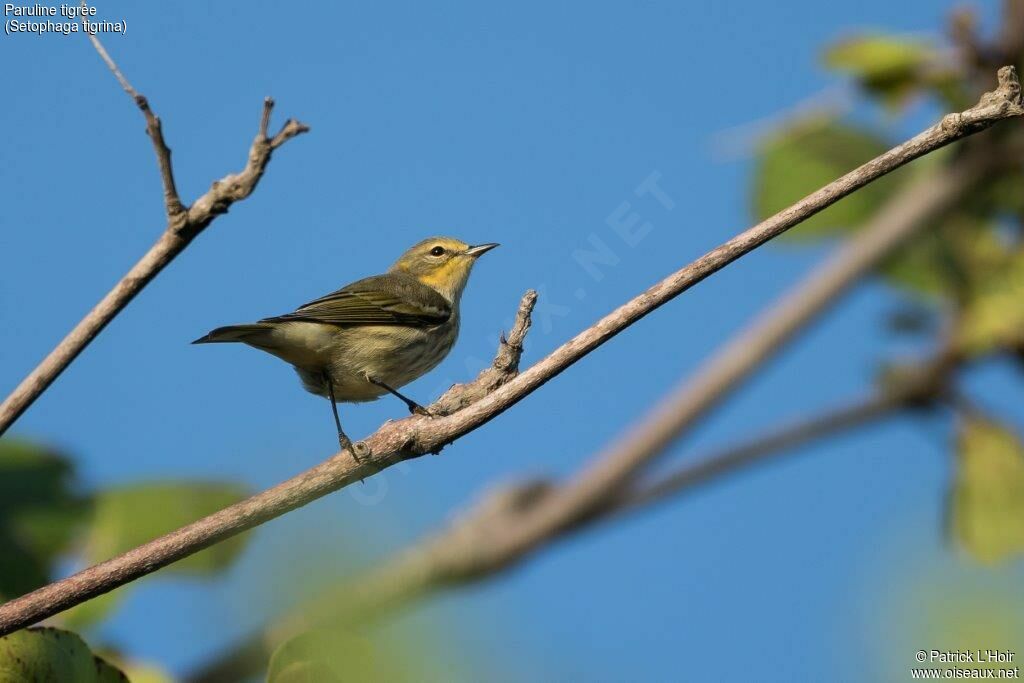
xmin=193 ymin=237 xmax=498 ymax=454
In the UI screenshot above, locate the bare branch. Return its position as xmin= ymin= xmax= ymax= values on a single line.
xmin=192 ymin=342 xmax=963 ymax=683
xmin=389 ymin=77 xmax=1014 ymax=578
xmin=480 ymin=153 xmax=982 ymax=551
xmin=615 ymin=394 xmax=908 ymax=512
xmin=372 ymin=392 xmax=911 ymax=585
xmin=431 ymin=290 xmax=538 ymax=416
xmin=185 ymin=103 xmax=310 ymax=234
xmin=189 ymin=390 xmax=907 ymax=683
xmin=82 ymin=14 xmax=185 ymax=220
xmin=81 ymin=18 xmax=137 ymax=99
xmin=0 ymin=36 xmax=310 ymax=437
xmin=0 ymin=66 xmax=1020 ymax=638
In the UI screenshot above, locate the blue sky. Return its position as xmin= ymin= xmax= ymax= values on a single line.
xmin=2 ymin=1 xmax=1022 ymax=681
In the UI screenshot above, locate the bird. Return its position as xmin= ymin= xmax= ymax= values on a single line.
xmin=192 ymin=236 xmax=498 ymax=456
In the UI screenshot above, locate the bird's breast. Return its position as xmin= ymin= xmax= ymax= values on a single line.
xmin=310 ymin=317 xmax=459 ymax=401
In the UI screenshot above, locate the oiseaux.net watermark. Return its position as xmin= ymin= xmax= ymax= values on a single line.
xmin=911 ymin=649 xmax=1019 ymax=680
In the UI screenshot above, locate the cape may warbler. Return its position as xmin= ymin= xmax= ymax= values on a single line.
xmin=193 ymin=237 xmax=498 ymax=454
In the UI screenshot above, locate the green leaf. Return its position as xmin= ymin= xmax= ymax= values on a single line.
xmin=99 ymin=654 xmax=177 ymax=683
xmin=83 ymin=482 xmax=250 ymax=575
xmin=267 ymin=630 xmax=403 ymax=683
xmin=892 ymin=573 xmax=1024 ymax=680
xmin=955 ymin=248 xmax=1024 ymax=353
xmin=881 ymin=213 xmax=1003 ymax=298
xmin=271 ymin=660 xmax=342 ymax=683
xmin=823 ymin=33 xmax=937 ymax=109
xmin=61 ymin=589 xmax=126 ymax=631
xmin=0 ymin=441 xmax=86 ymax=600
xmin=0 ymin=627 xmax=127 ymax=682
xmin=884 ymin=303 xmax=936 ymax=335
xmin=985 ymin=170 xmax=1024 ymax=214
xmin=950 ymin=418 xmax=1024 ymax=564
xmin=751 ymin=118 xmax=906 ymax=240
xmin=825 ymin=34 xmax=932 ymax=78
xmin=117 ymin=661 xmax=177 ymax=683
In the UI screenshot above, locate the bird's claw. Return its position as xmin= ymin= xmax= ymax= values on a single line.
xmin=410 ymin=404 xmax=435 ymax=417
xmin=345 ymin=441 xmax=372 ymax=484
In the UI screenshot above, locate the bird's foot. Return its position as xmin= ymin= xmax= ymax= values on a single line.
xmin=340 ymin=436 xmax=371 ymax=461
xmin=409 ymin=402 xmax=434 ymax=417
xmin=339 ymin=436 xmax=372 ymax=483
xmin=337 ymin=432 xmax=354 ymax=454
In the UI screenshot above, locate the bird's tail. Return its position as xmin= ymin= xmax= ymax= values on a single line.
xmin=191 ymin=323 xmax=274 ymax=345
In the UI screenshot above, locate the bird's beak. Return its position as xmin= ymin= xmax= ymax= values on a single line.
xmin=464 ymin=243 xmax=500 ymax=257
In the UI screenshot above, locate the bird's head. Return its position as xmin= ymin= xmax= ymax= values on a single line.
xmin=390 ymin=236 xmax=499 ymax=302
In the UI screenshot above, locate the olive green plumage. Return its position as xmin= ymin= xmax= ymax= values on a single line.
xmin=193 ymin=237 xmax=498 ymax=409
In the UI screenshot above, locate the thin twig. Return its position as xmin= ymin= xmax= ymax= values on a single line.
xmin=81 ymin=25 xmax=137 ymax=99
xmin=0 ymin=34 xmax=309 ymax=437
xmin=81 ymin=10 xmax=184 ymax=219
xmin=0 ymin=66 xmax=1019 ymax=638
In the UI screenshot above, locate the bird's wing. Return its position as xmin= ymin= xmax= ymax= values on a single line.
xmin=261 ymin=274 xmax=452 ymax=327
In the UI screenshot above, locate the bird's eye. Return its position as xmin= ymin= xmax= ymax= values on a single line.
xmin=430 ymin=246 xmax=446 ymax=257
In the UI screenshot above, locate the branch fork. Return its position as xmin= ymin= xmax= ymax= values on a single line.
xmin=0 ymin=34 xmax=309 ymax=437
xmin=183 ymin=98 xmax=310 ymax=237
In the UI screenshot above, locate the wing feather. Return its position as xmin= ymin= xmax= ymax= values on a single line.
xmin=261 ymin=273 xmax=451 ymax=327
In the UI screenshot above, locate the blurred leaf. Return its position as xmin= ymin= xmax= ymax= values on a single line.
xmin=886 ymin=569 xmax=1024 ymax=680
xmin=0 ymin=627 xmax=127 ymax=682
xmin=271 ymin=660 xmax=342 ymax=683
xmin=0 ymin=440 xmax=86 ymax=600
xmin=83 ymin=482 xmax=250 ymax=575
xmin=978 ymin=169 xmax=1024 ymax=216
xmin=752 ymin=118 xmax=906 ymax=240
xmin=98 ymin=651 xmax=177 ymax=683
xmin=61 ymin=589 xmax=125 ymax=631
xmin=267 ymin=630 xmax=404 ymax=683
xmin=955 ymin=248 xmax=1024 ymax=353
xmin=825 ymin=34 xmax=929 ymax=75
xmin=949 ymin=418 xmax=1024 ymax=564
xmin=824 ymin=33 xmax=937 ymax=109
xmin=881 ymin=213 xmax=1003 ymax=298
xmin=64 ymin=480 xmax=252 ymax=630
xmin=874 ymin=361 xmax=934 ymax=404
xmin=885 ymin=303 xmax=936 ymax=335
xmin=118 ymin=661 xmax=177 ymax=683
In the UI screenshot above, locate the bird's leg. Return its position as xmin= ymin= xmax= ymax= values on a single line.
xmin=365 ymin=374 xmax=431 ymax=416
xmin=325 ymin=374 xmax=377 ymax=485
xmin=325 ymin=373 xmax=358 ymax=458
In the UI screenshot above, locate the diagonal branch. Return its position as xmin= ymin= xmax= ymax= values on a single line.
xmin=190 ymin=341 xmax=964 ymax=683
xmin=472 ymin=145 xmax=986 ymax=559
xmin=370 ymin=72 xmax=1017 ymax=580
xmin=359 ymin=390 xmax=913 ymax=590
xmin=0 ymin=66 xmax=1020 ymax=638
xmin=192 ymin=73 xmax=1020 ymax=679
xmin=0 ymin=33 xmax=309 ymax=437
xmin=190 ymin=389 xmax=913 ymax=683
